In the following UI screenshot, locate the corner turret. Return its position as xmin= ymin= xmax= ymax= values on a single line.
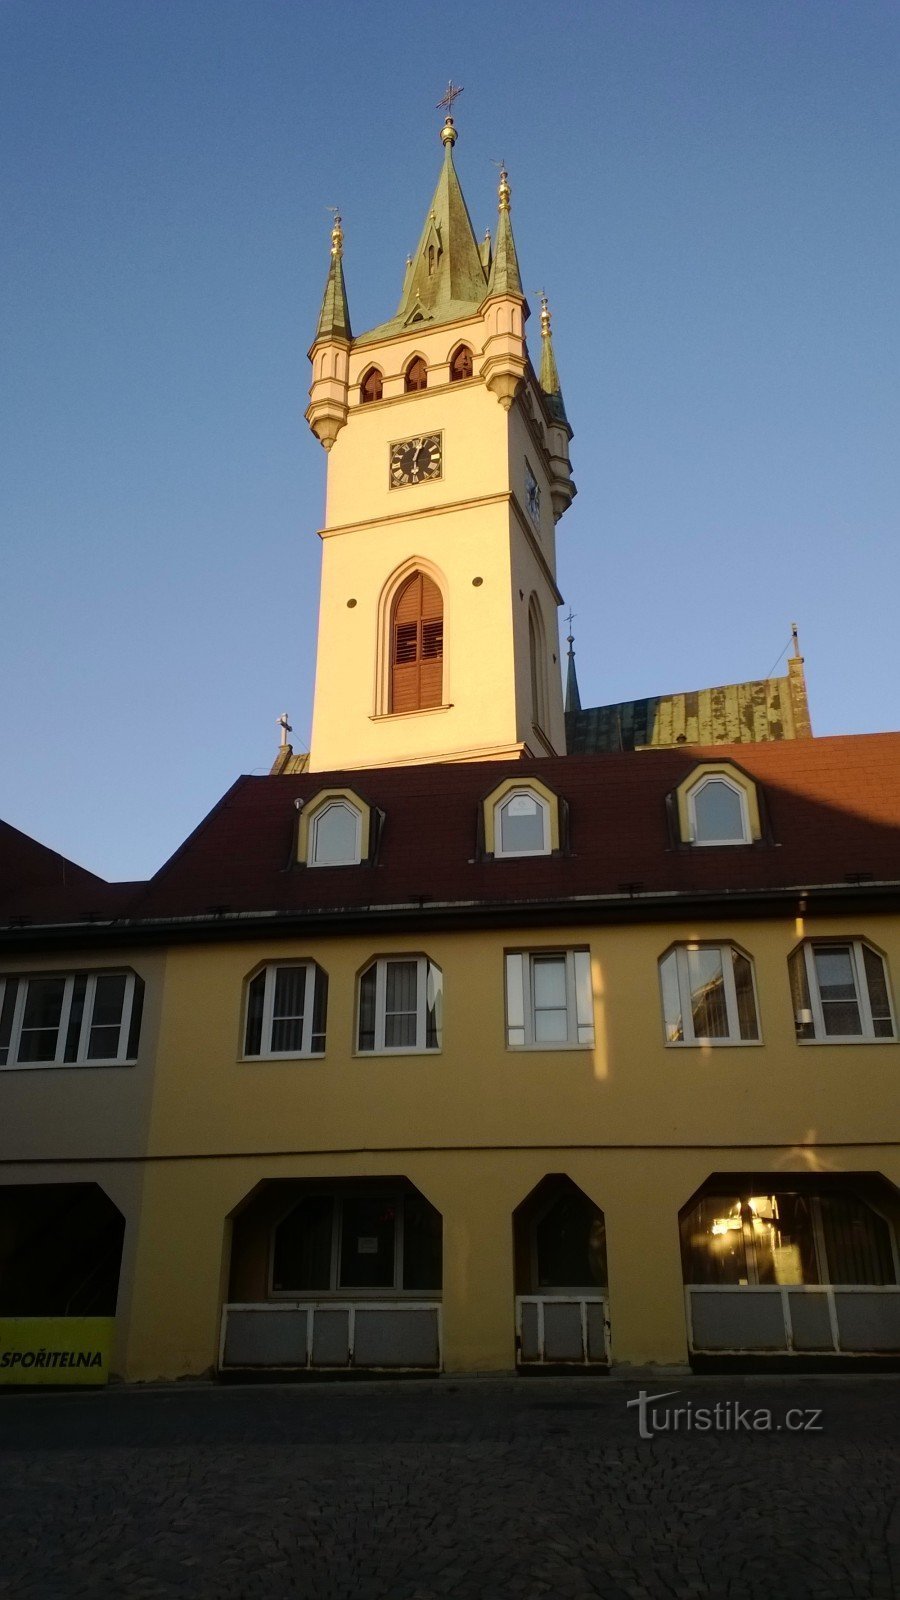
xmin=305 ymin=213 xmax=352 ymax=450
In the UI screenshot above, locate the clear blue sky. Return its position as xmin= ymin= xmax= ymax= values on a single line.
xmin=2 ymin=1 xmax=898 ymax=882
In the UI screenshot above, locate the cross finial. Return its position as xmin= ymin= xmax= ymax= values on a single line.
xmin=277 ymin=712 xmax=293 ymax=749
xmin=437 ymin=80 xmax=464 ymax=113
xmin=566 ymin=608 xmax=576 ymax=641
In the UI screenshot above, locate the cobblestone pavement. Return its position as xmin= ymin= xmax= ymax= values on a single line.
xmin=1 ymin=1375 xmax=899 ymax=1599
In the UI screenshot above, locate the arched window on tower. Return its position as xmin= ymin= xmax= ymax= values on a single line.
xmin=390 ymin=572 xmax=444 ymax=713
xmin=360 ymin=367 xmax=383 ymax=404
xmin=528 ymin=598 xmax=549 ymax=733
xmin=449 ymin=345 xmax=473 ymax=382
xmin=428 ymin=246 xmax=436 ymax=278
xmin=405 ymin=356 xmax=428 ymax=393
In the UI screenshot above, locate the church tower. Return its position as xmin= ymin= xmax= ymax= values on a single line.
xmin=305 ymin=110 xmax=575 ymax=773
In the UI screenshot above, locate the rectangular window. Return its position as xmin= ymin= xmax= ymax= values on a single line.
xmin=356 ymin=957 xmax=442 ymax=1054
xmin=660 ymin=945 xmax=760 ymax=1046
xmin=792 ymin=941 xmax=896 ymax=1042
xmin=0 ymin=971 xmax=143 ymax=1068
xmin=505 ymin=949 xmax=593 ymax=1048
xmin=243 ymin=963 xmax=327 ymax=1058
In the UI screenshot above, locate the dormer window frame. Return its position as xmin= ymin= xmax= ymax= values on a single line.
xmin=297 ymin=789 xmax=371 ymax=869
xmin=494 ymin=787 xmax=551 ymax=859
xmin=482 ymin=776 xmax=560 ymax=860
xmin=675 ymin=762 xmax=762 ymax=848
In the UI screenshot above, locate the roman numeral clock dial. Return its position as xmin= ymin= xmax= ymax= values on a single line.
xmin=389 ymin=433 xmax=442 ymax=488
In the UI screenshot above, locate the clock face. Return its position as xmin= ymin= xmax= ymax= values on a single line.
xmin=525 ymin=463 xmax=541 ymax=524
xmin=390 ymin=433 xmax=442 ymax=488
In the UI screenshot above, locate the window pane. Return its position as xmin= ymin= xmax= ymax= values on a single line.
xmin=536 ymin=1190 xmax=607 ymax=1289
xmin=86 ymin=973 xmax=127 ymax=1060
xmin=686 ymin=948 xmax=728 ymax=1038
xmin=659 ymin=951 xmax=683 ymax=1042
xmin=531 ymin=955 xmax=569 ymax=1043
xmin=425 ymin=962 xmax=442 ymax=1050
xmin=814 ymin=947 xmax=862 ymax=1036
xmin=752 ymin=1194 xmax=819 ymax=1286
xmin=271 ymin=966 xmax=306 ymax=1053
xmin=693 ymin=780 xmax=746 ymax=842
xmin=732 ymin=951 xmax=759 ymax=1041
xmin=506 ymin=954 xmax=525 ymax=1046
xmin=402 ymin=1193 xmax=442 ymax=1290
xmin=272 ymin=1195 xmax=334 ymax=1292
xmin=339 ymin=1197 xmax=396 ymax=1288
xmin=789 ymin=948 xmax=814 ymax=1040
xmin=499 ymin=794 xmax=545 ymax=854
xmin=862 ymin=945 xmax=894 ymax=1038
xmin=680 ymin=1196 xmax=748 ymax=1285
xmin=358 ymin=967 xmax=377 ymax=1051
xmin=126 ymin=977 xmax=144 ymax=1060
xmin=18 ymin=978 xmax=66 ymax=1062
xmin=818 ymin=1193 xmax=896 ymax=1285
xmin=310 ymin=968 xmax=327 ymax=1054
xmin=312 ymin=804 xmax=359 ymax=866
xmin=573 ymin=951 xmax=594 ymax=1045
xmin=384 ymin=960 xmax=418 ymax=1049
xmin=0 ymin=980 xmax=17 ymax=1066
xmin=245 ymin=972 xmax=265 ymax=1056
xmin=64 ymin=975 xmax=88 ymax=1061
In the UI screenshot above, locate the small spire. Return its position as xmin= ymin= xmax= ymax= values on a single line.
xmin=564 ymin=613 xmax=582 ymax=715
xmin=538 ymin=291 xmax=568 ymax=425
xmin=485 ymin=163 xmax=523 ymax=299
xmin=313 ymin=210 xmax=352 ymax=344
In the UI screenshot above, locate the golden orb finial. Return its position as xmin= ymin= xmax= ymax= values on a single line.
xmin=498 ymin=166 xmax=511 ymax=212
xmin=328 ymin=208 xmax=343 ymax=259
xmin=440 ymin=115 xmax=458 ymax=148
xmin=539 ymin=291 xmax=551 ymax=336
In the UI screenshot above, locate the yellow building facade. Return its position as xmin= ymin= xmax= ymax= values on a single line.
xmin=1 ymin=118 xmax=899 ymax=1385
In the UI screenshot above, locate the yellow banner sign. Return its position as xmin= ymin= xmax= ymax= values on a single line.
xmin=0 ymin=1318 xmax=115 ymax=1385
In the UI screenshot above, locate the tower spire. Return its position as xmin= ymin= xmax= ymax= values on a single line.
xmin=538 ymin=292 xmax=568 ymax=425
xmin=486 ymin=165 xmax=524 ymax=301
xmin=313 ymin=211 xmax=352 ymax=344
xmin=564 ymin=612 xmax=582 ymax=715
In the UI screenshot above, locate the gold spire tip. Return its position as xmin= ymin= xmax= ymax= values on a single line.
xmin=497 ymin=165 xmax=510 ymax=211
xmin=539 ymin=291 xmax=551 ymax=336
xmin=327 ymin=207 xmax=343 ymax=259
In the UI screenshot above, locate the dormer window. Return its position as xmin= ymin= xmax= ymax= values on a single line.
xmin=404 ymin=356 xmax=428 ymax=393
xmin=675 ymin=763 xmax=761 ymax=847
xmin=360 ymin=367 xmax=383 ymax=404
xmin=298 ymin=789 xmax=371 ymax=868
xmin=449 ymin=345 xmax=473 ymax=381
xmin=495 ymin=789 xmax=550 ymax=857
xmin=690 ymin=776 xmax=750 ymax=845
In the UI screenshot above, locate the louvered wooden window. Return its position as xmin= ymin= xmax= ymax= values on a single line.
xmin=405 ymin=357 xmax=427 ymax=392
xmin=360 ymin=367 xmax=383 ymax=404
xmin=449 ymin=345 xmax=473 ymax=382
xmin=391 ymin=573 xmax=443 ymax=713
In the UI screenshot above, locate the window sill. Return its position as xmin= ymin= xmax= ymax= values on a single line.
xmin=369 ymin=705 xmax=452 ymax=721
xmin=241 ymin=1054 xmax=326 ymax=1064
xmin=267 ymin=1290 xmax=443 ymax=1302
xmin=355 ymin=1048 xmax=442 ymax=1059
xmin=506 ymin=1042 xmax=594 ymax=1053
xmin=795 ymin=1036 xmax=898 ymax=1046
xmin=0 ymin=1059 xmax=137 ymax=1072
xmin=664 ymin=1039 xmax=763 ymax=1049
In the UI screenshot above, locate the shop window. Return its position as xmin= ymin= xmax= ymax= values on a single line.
xmin=357 ymin=956 xmax=442 ymax=1053
xmin=505 ymin=950 xmax=593 ymax=1048
xmin=659 ymin=943 xmax=760 ymax=1046
xmin=271 ymin=1188 xmax=442 ymax=1294
xmin=0 ymin=971 xmax=144 ymax=1069
xmin=790 ymin=940 xmax=895 ymax=1042
xmin=680 ymin=1186 xmax=897 ymax=1287
xmin=243 ymin=962 xmax=328 ymax=1059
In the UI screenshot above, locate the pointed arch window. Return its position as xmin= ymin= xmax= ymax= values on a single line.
xmin=390 ymin=572 xmax=444 ymax=714
xmin=528 ymin=598 xmax=549 ymax=733
xmin=427 ymin=246 xmax=436 ymax=278
xmin=404 ymin=357 xmax=428 ymax=393
xmin=360 ymin=367 xmax=383 ymax=404
xmin=449 ymin=345 xmax=473 ymax=382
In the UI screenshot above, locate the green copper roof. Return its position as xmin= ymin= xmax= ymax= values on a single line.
xmin=313 ymin=249 xmax=351 ymax=344
xmin=486 ymin=203 xmax=523 ymax=300
xmin=356 ymin=141 xmax=487 ymax=345
xmin=566 ymin=671 xmax=812 ymax=754
xmin=538 ymin=297 xmax=568 ymax=425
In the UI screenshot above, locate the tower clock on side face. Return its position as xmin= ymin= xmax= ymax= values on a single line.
xmin=390 ymin=433 xmax=443 ymax=488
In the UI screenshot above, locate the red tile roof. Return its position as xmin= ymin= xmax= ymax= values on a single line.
xmin=3 ymin=734 xmax=898 ymax=934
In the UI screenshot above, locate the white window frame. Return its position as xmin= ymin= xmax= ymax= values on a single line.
xmin=493 ymin=788 xmax=551 ymax=859
xmin=659 ymin=942 xmax=762 ymax=1047
xmin=268 ymin=1189 xmax=442 ymax=1299
xmin=505 ymin=949 xmax=594 ymax=1049
xmin=357 ymin=956 xmax=442 ymax=1055
xmin=687 ymin=775 xmax=751 ymax=846
xmin=307 ymin=801 xmax=363 ymax=868
xmin=243 ymin=961 xmax=325 ymax=1059
xmin=796 ymin=940 xmax=897 ymax=1044
xmin=0 ymin=970 xmax=139 ymax=1070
